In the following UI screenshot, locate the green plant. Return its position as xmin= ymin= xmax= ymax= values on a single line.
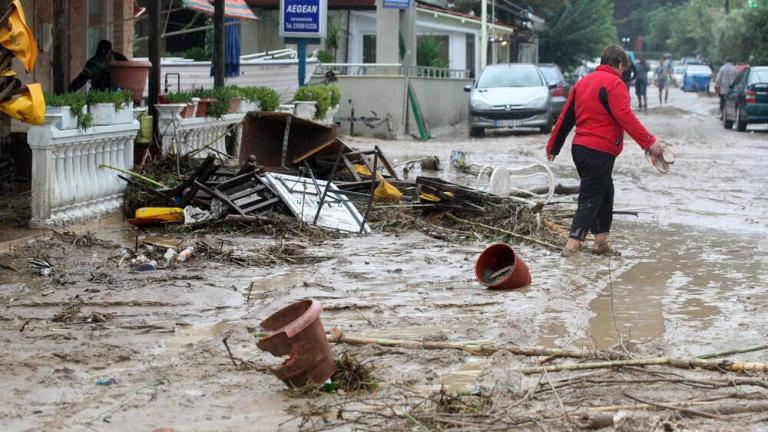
xmin=417 ymin=36 xmax=449 ymax=69
xmin=44 ymin=92 xmax=91 ymax=130
xmin=184 ymin=46 xmax=211 ymax=61
xmin=294 ymin=85 xmax=332 ymax=119
xmin=164 ymin=91 xmax=193 ymax=104
xmin=250 ymin=86 xmax=280 ymax=112
xmin=86 ymin=90 xmax=133 ymax=110
xmin=316 ymin=49 xmax=335 ymax=63
xmin=327 ymin=84 xmax=342 ymax=108
xmin=190 ymin=87 xmax=233 ymax=118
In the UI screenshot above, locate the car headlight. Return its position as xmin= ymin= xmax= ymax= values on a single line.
xmin=471 ymin=99 xmax=493 ymax=110
xmin=526 ymin=96 xmax=548 ymax=108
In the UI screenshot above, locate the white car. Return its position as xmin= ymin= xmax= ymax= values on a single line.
xmin=672 ymin=66 xmax=686 ymax=87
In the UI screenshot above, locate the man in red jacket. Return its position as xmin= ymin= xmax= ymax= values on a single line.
xmin=546 ymin=44 xmax=663 ymax=257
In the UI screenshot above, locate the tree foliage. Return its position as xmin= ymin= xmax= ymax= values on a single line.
xmin=643 ymin=0 xmax=768 ymax=65
xmin=538 ymin=0 xmax=617 ymax=70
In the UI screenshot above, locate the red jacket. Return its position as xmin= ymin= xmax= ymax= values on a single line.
xmin=546 ymin=65 xmax=656 ymax=157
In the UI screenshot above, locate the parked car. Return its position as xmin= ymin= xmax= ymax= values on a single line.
xmin=465 ymin=63 xmax=554 ymax=137
xmin=723 ymin=66 xmax=768 ymax=132
xmin=672 ymin=66 xmax=686 ymax=87
xmin=682 ymin=64 xmax=713 ymax=92
xmin=538 ymin=63 xmax=571 ymax=122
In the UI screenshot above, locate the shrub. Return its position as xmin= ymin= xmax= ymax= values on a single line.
xmin=184 ymin=47 xmax=210 ymax=61
xmin=164 ymin=91 xmax=193 ymax=104
xmin=247 ymin=86 xmax=280 ymax=112
xmin=327 ymin=84 xmax=342 ymax=108
xmin=190 ymin=87 xmax=233 ymax=118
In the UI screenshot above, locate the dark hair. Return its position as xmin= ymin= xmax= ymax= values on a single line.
xmin=725 ymin=57 xmax=733 ymax=63
xmin=600 ymin=44 xmax=629 ymax=69
xmin=95 ymin=40 xmax=112 ymax=59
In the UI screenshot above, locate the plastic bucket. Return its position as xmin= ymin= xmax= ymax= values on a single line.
xmin=475 ymin=243 xmax=531 ymax=289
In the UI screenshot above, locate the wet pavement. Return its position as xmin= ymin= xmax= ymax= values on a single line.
xmin=1 ymin=89 xmax=767 ymax=431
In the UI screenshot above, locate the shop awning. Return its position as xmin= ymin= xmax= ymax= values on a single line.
xmin=182 ymin=0 xmax=259 ymax=21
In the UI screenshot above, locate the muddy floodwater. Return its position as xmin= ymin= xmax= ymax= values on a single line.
xmin=1 ymin=90 xmax=767 ymax=431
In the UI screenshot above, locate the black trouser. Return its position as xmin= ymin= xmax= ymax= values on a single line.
xmin=570 ymin=145 xmax=615 ymax=241
xmin=719 ymin=94 xmax=726 ymax=113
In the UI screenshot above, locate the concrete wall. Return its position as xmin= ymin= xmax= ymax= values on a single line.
xmin=329 ymin=75 xmax=470 ymax=139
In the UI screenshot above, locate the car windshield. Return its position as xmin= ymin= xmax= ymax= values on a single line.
xmin=539 ymin=66 xmax=562 ymax=84
xmin=688 ymin=65 xmax=712 ymax=75
xmin=674 ymin=66 xmax=686 ymax=74
xmin=478 ymin=65 xmax=543 ymax=88
xmin=749 ymin=69 xmax=768 ymax=85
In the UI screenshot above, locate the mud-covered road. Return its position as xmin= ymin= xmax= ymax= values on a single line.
xmin=1 ymin=90 xmax=766 ymax=431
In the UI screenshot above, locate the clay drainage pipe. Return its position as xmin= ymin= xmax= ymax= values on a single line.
xmin=475 ymin=243 xmax=531 ymax=289
xmin=257 ymin=299 xmax=336 ymax=387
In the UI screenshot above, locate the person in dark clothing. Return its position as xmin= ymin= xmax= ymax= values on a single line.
xmin=622 ymin=58 xmax=636 ymax=90
xmin=546 ymin=44 xmax=663 ymax=257
xmin=68 ymin=39 xmax=128 ymax=92
xmin=635 ymin=56 xmax=650 ymax=109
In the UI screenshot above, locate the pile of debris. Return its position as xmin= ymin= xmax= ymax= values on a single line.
xmin=120 ymin=112 xmax=566 ymax=247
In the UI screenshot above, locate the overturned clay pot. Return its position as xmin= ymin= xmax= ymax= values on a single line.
xmin=257 ymin=299 xmax=336 ymax=387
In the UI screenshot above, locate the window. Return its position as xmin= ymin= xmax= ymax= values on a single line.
xmin=478 ymin=64 xmax=543 ymax=88
xmin=362 ymin=34 xmax=376 ymax=64
xmin=749 ymin=68 xmax=768 ymax=85
xmin=86 ymin=0 xmax=112 ymax=58
xmin=465 ymin=34 xmax=475 ymax=78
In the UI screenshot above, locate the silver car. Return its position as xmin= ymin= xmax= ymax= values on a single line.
xmin=465 ymin=63 xmax=554 ymax=137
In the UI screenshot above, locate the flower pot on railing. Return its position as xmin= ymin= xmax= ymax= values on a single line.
xmin=112 ymin=103 xmax=135 ymax=125
xmin=294 ymin=101 xmax=317 ymax=120
xmin=238 ymin=100 xmax=261 ymax=113
xmin=44 ymin=106 xmax=84 ymax=130
xmin=109 ymin=60 xmax=151 ymax=104
xmin=155 ymin=103 xmax=187 ymax=122
xmin=180 ymin=103 xmax=195 ymax=118
xmin=90 ymin=103 xmax=114 ymax=126
xmin=229 ymin=97 xmax=241 ymax=113
xmin=195 ymin=98 xmax=213 ymax=117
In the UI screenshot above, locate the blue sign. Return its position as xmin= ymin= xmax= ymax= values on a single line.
xmin=383 ymin=0 xmax=410 ymax=8
xmin=280 ymin=0 xmax=327 ymax=38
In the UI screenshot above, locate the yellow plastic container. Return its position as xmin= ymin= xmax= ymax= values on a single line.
xmin=133 ymin=207 xmax=184 ymax=224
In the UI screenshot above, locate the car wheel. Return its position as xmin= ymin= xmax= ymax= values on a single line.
xmin=723 ymin=109 xmax=734 ymax=129
xmin=470 ymin=127 xmax=485 ymax=138
xmin=736 ymin=106 xmax=748 ymax=132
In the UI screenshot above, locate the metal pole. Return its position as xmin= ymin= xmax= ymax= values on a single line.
xmin=480 ymin=0 xmax=487 ymax=71
xmin=297 ymin=39 xmax=307 ymax=87
xmin=213 ymin=0 xmax=226 ymax=87
xmin=148 ymin=0 xmax=161 ymax=150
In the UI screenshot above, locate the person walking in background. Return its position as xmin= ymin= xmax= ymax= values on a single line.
xmin=716 ymin=57 xmax=738 ymax=117
xmin=635 ymin=56 xmax=650 ymax=110
xmin=654 ymin=58 xmax=671 ymax=104
xmin=546 ymin=44 xmax=663 ymax=257
xmin=622 ymin=57 xmax=637 ymax=92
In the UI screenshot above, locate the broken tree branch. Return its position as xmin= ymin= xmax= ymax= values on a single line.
xmin=518 ymin=357 xmax=768 ymax=375
xmin=446 ymin=214 xmax=561 ymax=250
xmin=698 ymin=344 xmax=768 ymax=359
xmin=580 ymin=401 xmax=768 ymax=429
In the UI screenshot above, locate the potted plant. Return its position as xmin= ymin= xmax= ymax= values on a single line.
xmin=163 ymin=91 xmax=195 ymax=118
xmin=233 ymin=87 xmax=261 ymax=113
xmin=43 ymin=92 xmax=92 ymax=130
xmin=251 ymin=86 xmax=280 ymax=112
xmin=109 ymin=60 xmax=151 ymax=104
xmin=294 ymin=85 xmax=331 ymax=120
xmin=86 ymin=90 xmax=133 ymax=126
xmin=193 ymin=87 xmax=232 ymax=119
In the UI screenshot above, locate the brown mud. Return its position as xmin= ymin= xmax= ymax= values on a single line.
xmin=1 ymin=90 xmax=767 ymax=431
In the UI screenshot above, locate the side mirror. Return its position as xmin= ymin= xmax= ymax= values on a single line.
xmin=463 ymin=84 xmax=472 ymax=92
xmin=548 ymin=83 xmax=557 ymax=90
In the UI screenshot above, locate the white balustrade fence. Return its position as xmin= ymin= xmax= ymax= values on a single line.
xmin=157 ymin=110 xmax=244 ymax=157
xmin=28 ymin=122 xmax=138 ymax=228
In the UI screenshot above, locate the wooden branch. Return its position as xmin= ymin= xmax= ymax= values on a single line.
xmin=518 ymin=357 xmax=768 ymax=375
xmin=326 ymin=329 xmax=626 ymax=360
xmin=698 ymin=344 xmax=768 ymax=359
xmin=446 ymin=214 xmax=561 ymax=251
xmin=580 ymin=401 xmax=768 ymax=429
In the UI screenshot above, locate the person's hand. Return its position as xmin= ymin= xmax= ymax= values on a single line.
xmin=547 ymin=153 xmax=556 ymax=162
xmin=648 ymin=142 xmax=663 ymax=156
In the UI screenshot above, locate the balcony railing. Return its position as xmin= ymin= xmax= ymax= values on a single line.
xmin=316 ymin=63 xmax=471 ymax=80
